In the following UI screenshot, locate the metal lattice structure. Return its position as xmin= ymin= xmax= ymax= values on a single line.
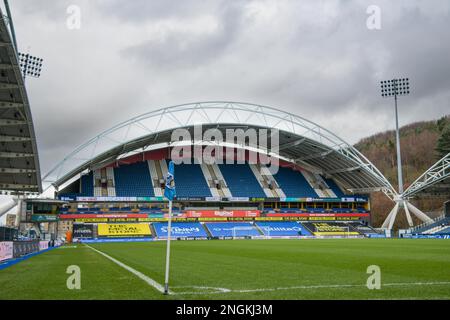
xmin=43 ymin=102 xmax=396 ymax=196
xmin=403 ymin=153 xmax=450 ymax=198
xmin=0 ymin=9 xmax=42 ymax=194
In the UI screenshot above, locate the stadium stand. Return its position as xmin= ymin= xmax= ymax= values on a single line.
xmin=171 ymin=162 xmax=212 ymax=198
xmin=324 ymin=178 xmax=345 ymax=198
xmin=255 ymin=221 xmax=311 ymax=236
xmin=152 ymin=222 xmax=208 ymax=238
xmin=204 ymin=222 xmax=261 ymax=238
xmin=114 ymin=162 xmax=154 ymax=197
xmin=80 ymin=172 xmax=93 ymax=196
xmin=218 ymin=163 xmax=266 ymax=197
xmin=348 ymin=222 xmax=382 ymax=237
xmin=272 ymin=167 xmax=318 ymax=198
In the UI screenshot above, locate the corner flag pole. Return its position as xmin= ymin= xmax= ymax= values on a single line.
xmin=163 ymin=161 xmax=176 ymax=295
xmin=164 ymin=199 xmax=173 ymax=294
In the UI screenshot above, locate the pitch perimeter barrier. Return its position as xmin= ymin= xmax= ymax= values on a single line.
xmin=0 ymin=241 xmax=13 ymax=261
xmin=13 ymin=240 xmax=40 ymax=258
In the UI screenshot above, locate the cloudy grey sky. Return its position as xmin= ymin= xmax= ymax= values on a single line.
xmin=8 ymin=0 xmax=450 ymax=176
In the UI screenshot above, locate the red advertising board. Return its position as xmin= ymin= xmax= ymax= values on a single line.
xmin=183 ymin=210 xmax=260 ymax=218
xmin=0 ymin=241 xmax=13 ymax=262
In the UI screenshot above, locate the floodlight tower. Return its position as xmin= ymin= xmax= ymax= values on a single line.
xmin=18 ymin=52 xmax=43 ymax=81
xmin=381 ymin=78 xmax=409 ymax=194
xmin=380 ymin=78 xmax=433 ymax=232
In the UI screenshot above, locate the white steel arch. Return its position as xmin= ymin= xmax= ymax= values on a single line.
xmin=403 ymin=153 xmax=450 ymax=198
xmin=42 ymin=101 xmax=396 ymax=195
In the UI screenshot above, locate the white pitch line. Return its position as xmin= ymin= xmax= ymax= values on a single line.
xmin=173 ymin=281 xmax=450 ymax=295
xmin=83 ymin=244 xmax=450 ymax=297
xmin=84 ymin=244 xmax=168 ymax=294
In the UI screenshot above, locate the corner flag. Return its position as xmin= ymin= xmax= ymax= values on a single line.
xmin=164 ymin=161 xmax=176 ymax=201
xmin=163 ymin=160 xmax=176 ymax=295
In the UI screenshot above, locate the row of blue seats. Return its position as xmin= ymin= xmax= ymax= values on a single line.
xmin=67 ymin=161 xmax=346 ymax=199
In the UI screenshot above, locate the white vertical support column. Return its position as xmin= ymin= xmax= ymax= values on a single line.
xmin=382 ymin=202 xmax=399 ymax=229
xmin=403 ymin=201 xmax=414 ymax=227
xmin=406 ymin=201 xmax=433 ymax=223
xmin=387 ymin=202 xmax=400 ymax=231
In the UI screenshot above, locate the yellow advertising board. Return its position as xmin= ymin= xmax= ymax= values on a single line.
xmin=98 ymin=223 xmax=151 ymax=237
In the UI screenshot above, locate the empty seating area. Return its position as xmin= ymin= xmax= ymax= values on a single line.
xmin=272 ymin=167 xmax=318 ymax=198
xmin=80 ymin=172 xmax=93 ymax=196
xmin=58 ymin=158 xmax=355 ymax=203
xmin=218 ymin=163 xmax=266 ymax=197
xmin=114 ymin=161 xmax=154 ymax=197
xmin=324 ymin=178 xmax=345 ymax=198
xmin=172 ymin=162 xmax=212 ymax=198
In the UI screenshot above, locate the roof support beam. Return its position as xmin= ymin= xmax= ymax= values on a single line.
xmin=0 ymin=119 xmax=26 ymax=125
xmin=295 ymin=149 xmax=334 ymax=161
xmin=276 ymin=137 xmax=306 ymax=151
xmin=0 ymin=82 xmax=20 ymax=90
xmin=0 ymin=101 xmax=24 ymax=108
xmin=0 ymin=183 xmax=38 ymax=190
xmin=0 ymin=168 xmax=36 ymax=173
xmin=0 ymin=135 xmax=31 ymax=142
xmin=0 ymin=151 xmax=34 ymax=158
xmin=0 ymin=64 xmax=14 ymax=69
xmin=326 ymin=165 xmax=362 ymax=175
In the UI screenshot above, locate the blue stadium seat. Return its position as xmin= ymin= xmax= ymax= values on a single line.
xmin=171 ymin=162 xmax=212 ymax=198
xmin=324 ymin=178 xmax=345 ymax=197
xmin=218 ymin=163 xmax=265 ymax=197
xmin=272 ymin=167 xmax=318 ymax=198
xmin=80 ymin=172 xmax=93 ymax=196
xmin=114 ymin=162 xmax=154 ymax=197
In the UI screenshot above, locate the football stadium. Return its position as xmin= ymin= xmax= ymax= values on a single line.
xmin=0 ymin=1 xmax=450 ymax=303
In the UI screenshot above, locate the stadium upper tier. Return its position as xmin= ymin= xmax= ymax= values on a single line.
xmin=45 ymin=102 xmax=396 ymax=197
xmin=59 ymin=156 xmax=350 ymax=199
xmin=0 ymin=9 xmax=41 ymax=193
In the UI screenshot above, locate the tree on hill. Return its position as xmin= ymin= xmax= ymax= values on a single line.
xmin=436 ymin=125 xmax=450 ymax=159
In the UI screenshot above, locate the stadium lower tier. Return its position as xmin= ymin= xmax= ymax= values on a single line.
xmin=71 ymin=221 xmax=382 ymax=241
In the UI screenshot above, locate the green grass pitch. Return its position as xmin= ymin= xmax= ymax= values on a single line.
xmin=1 ymin=239 xmax=450 ymax=300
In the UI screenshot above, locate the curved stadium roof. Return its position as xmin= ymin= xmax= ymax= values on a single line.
xmin=0 ymin=12 xmax=41 ymax=193
xmin=44 ymin=102 xmax=396 ymax=196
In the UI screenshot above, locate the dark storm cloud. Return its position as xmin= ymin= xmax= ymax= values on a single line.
xmin=7 ymin=0 xmax=450 ymax=180
xmin=121 ymin=1 xmax=245 ymax=69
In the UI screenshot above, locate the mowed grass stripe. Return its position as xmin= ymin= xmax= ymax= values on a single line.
xmin=84 ymin=244 xmax=167 ymax=294
xmin=1 ymin=239 xmax=450 ymax=299
xmin=0 ymin=245 xmax=165 ymax=299
xmin=89 ymin=239 xmax=450 ymax=299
